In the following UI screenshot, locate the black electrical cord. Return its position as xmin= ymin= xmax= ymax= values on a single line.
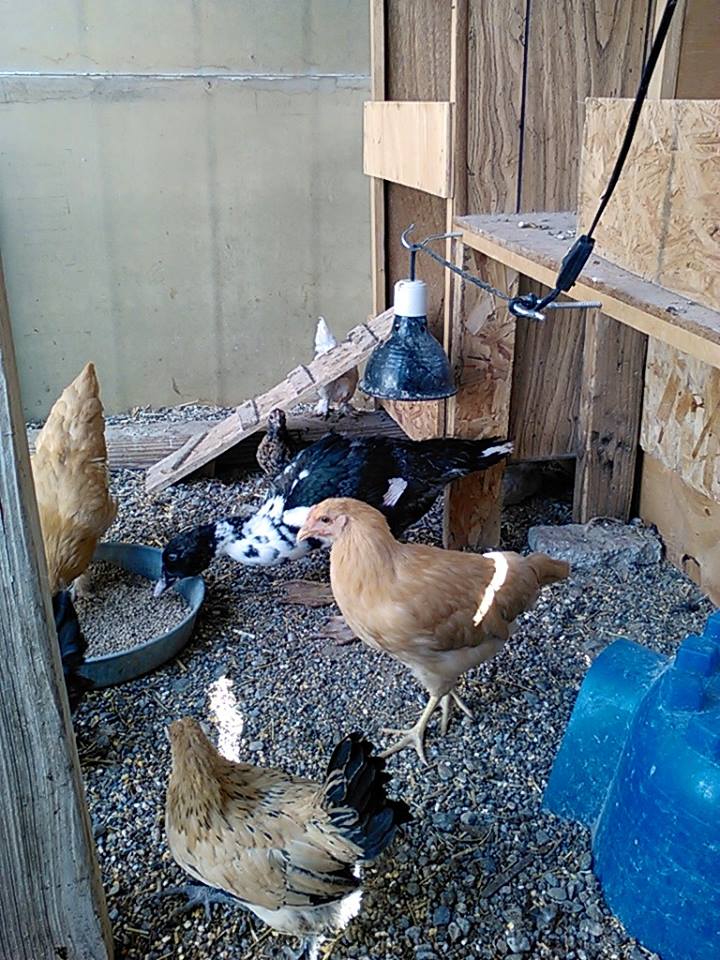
xmin=405 ymin=0 xmax=679 ymax=321
xmin=511 ymin=0 xmax=679 ymax=318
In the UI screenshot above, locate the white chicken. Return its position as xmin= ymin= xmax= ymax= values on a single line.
xmin=313 ymin=317 xmax=358 ymax=417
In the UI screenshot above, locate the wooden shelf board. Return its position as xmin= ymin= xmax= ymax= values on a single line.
xmin=454 ymin=212 xmax=720 ymax=368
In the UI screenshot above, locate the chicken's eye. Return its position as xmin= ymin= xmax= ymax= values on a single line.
xmin=319 ymin=515 xmax=331 ymax=524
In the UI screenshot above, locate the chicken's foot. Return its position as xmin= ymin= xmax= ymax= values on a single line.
xmin=284 ymin=938 xmax=320 ymax=960
xmin=150 ymin=883 xmax=238 ymax=921
xmin=70 ymin=571 xmax=95 ymax=600
xmin=440 ymin=690 xmax=474 ymax=736
xmin=379 ymin=695 xmax=441 ymax=764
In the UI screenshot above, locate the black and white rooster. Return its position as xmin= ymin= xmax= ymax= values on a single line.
xmin=154 ymin=432 xmax=512 ymax=595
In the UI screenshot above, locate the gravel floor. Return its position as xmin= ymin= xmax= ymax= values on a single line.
xmin=71 ymin=415 xmax=713 ymax=960
xmin=76 ymin=561 xmax=189 ymax=656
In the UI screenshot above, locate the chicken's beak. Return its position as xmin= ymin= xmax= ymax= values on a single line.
xmin=296 ymin=520 xmax=317 ymax=542
xmin=153 ymin=574 xmax=171 ymax=598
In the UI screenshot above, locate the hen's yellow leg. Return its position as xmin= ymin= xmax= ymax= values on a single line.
xmin=380 ymin=695 xmax=441 ymax=764
xmin=440 ymin=689 xmax=474 ymax=736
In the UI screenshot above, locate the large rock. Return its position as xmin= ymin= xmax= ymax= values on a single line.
xmin=527 ymin=520 xmax=663 ymax=572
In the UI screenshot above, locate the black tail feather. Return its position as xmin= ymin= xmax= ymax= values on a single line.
xmin=412 ymin=436 xmax=513 ymax=483
xmin=324 ymin=732 xmax=411 ymax=860
xmin=52 ymin=591 xmax=93 ymax=713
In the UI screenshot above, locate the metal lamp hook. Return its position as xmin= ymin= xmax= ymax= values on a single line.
xmin=401 ymin=224 xmax=463 ymax=279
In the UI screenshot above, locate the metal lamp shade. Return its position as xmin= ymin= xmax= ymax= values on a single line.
xmin=360 ymin=314 xmax=458 ymax=401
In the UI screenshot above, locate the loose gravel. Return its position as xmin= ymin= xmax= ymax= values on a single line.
xmin=69 ymin=406 xmax=713 ymax=960
xmin=76 ymin=561 xmax=189 ymax=657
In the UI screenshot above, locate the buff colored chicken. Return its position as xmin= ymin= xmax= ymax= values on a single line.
xmin=162 ymin=719 xmax=410 ymax=959
xmin=298 ymin=498 xmax=569 ymax=763
xmin=32 ymin=362 xmax=116 ymax=594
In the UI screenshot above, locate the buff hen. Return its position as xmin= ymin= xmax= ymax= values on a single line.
xmin=298 ymin=498 xmax=569 ymax=763
xmin=32 ymin=362 xmax=116 ymax=594
xmin=162 ymin=719 xmax=410 ymax=959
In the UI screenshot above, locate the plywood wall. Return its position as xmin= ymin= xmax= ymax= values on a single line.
xmin=578 ymin=95 xmax=720 ymax=601
xmin=579 ymin=98 xmax=720 ymax=502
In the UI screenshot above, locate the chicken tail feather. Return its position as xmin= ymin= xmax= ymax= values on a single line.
xmin=526 ymin=553 xmax=570 ymax=586
xmin=415 ymin=436 xmax=513 ymax=484
xmin=322 ymin=732 xmax=411 ymax=860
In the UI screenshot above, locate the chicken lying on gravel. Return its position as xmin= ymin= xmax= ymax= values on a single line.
xmin=162 ymin=719 xmax=410 ymax=960
xmin=298 ymin=498 xmax=570 ymax=763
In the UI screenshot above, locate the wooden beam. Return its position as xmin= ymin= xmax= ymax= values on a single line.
xmin=0 ymin=259 xmax=113 ymax=959
xmin=648 ymin=0 xmax=687 ymax=98
xmin=444 ymin=240 xmax=518 ymax=549
xmin=675 ymin=0 xmax=720 ymax=98
xmin=465 ymin=0 xmax=525 ymax=215
xmin=385 ymin=0 xmax=453 ymax=339
xmin=509 ymin=279 xmax=584 ymax=461
xmin=573 ymin=310 xmax=648 ymax=522
xmin=145 ymin=308 xmax=394 ymax=492
xmin=369 ymin=0 xmax=387 ymax=315
xmin=363 ymin=101 xmax=454 ymax=197
xmin=27 ymin=410 xmax=407 ymax=472
xmin=455 ymin=212 xmax=720 ymax=368
xmin=443 ymin=0 xmax=469 ymax=348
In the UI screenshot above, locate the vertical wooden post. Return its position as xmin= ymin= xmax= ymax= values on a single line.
xmin=573 ymin=310 xmax=647 ymax=522
xmin=369 ymin=0 xmax=387 ymax=316
xmin=443 ymin=0 xmax=468 ymax=352
xmin=0 ymin=257 xmax=113 ymax=959
xmin=444 ymin=241 xmax=518 ymax=548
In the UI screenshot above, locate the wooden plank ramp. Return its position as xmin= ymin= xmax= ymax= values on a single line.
xmin=145 ymin=309 xmax=394 ymax=493
xmin=28 ymin=409 xmax=405 ymax=472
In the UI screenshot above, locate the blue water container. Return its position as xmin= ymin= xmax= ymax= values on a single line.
xmin=544 ymin=611 xmax=720 ymax=960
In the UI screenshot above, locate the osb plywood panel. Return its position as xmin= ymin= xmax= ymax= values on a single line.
xmin=447 ymin=249 xmax=518 ymax=439
xmin=445 ymin=250 xmax=517 ymax=550
xmin=579 ymin=98 xmax=720 ymax=501
xmin=578 ymin=98 xmax=720 ymax=308
xmin=521 ymin=0 xmax=650 ymax=211
xmin=363 ymin=101 xmax=453 ymax=197
xmin=640 ymin=454 xmax=720 ymax=604
xmin=641 ymin=340 xmax=720 ymax=500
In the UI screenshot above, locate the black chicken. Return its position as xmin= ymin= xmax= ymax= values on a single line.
xmin=52 ymin=590 xmax=93 ymax=712
xmin=155 ymin=431 xmax=512 ymax=593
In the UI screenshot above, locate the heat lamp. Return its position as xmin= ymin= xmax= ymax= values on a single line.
xmin=360 ymin=277 xmax=457 ymax=401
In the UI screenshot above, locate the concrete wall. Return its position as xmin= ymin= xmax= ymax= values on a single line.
xmin=0 ymin=1 xmax=371 ymax=416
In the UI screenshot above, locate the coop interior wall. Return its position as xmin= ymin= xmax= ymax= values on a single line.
xmin=0 ymin=0 xmax=371 ymax=417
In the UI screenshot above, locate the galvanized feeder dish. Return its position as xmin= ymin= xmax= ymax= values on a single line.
xmin=77 ymin=541 xmax=205 ymax=688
